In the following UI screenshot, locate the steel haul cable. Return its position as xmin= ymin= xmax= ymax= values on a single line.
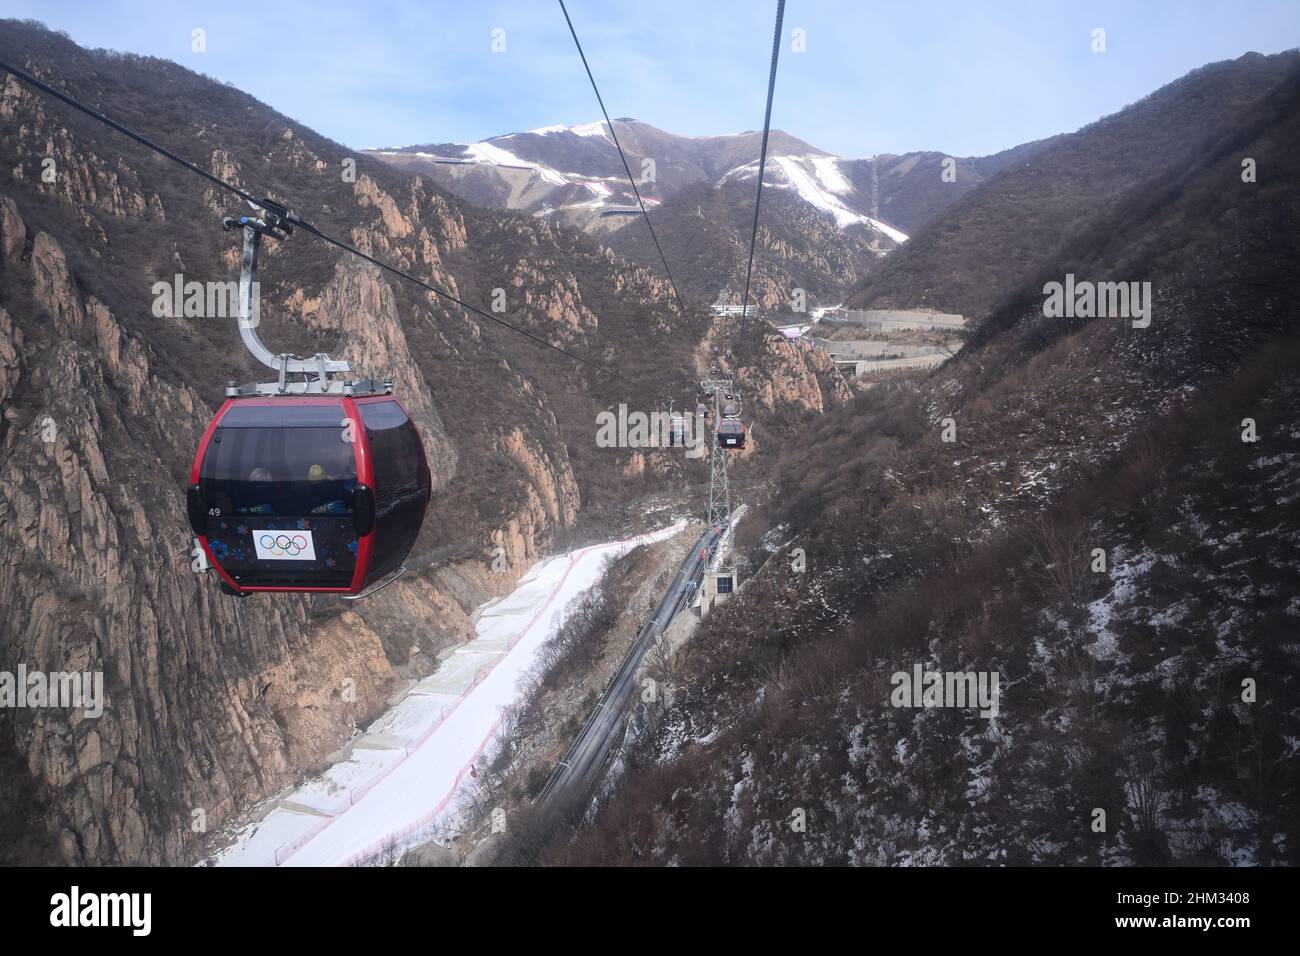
xmin=737 ymin=0 xmax=786 ymax=356
xmin=558 ymin=0 xmax=689 ymax=317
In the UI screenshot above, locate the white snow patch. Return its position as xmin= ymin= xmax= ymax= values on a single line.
xmin=810 ymin=155 xmax=852 ymax=194
xmin=769 ymin=156 xmax=909 ymax=241
xmin=571 ymin=120 xmax=612 ymax=138
xmin=579 ymin=180 xmax=613 ymax=198
xmin=1085 ymin=549 xmax=1156 ymax=662
xmin=772 ymin=155 xmax=860 ymax=228
xmin=462 ymin=141 xmax=569 ymax=186
xmin=523 ymin=121 xmax=609 ymax=139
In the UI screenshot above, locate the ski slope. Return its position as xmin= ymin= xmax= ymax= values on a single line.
xmin=209 ymin=519 xmax=686 ymax=867
xmin=771 ymin=155 xmax=910 ymax=242
xmin=463 ymin=140 xmax=569 ymax=185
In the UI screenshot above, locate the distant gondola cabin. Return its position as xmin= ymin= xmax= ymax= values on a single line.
xmin=717 ymin=418 xmax=746 ymax=449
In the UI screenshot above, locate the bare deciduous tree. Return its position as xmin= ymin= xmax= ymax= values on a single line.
xmin=1021 ymin=517 xmax=1094 ymax=608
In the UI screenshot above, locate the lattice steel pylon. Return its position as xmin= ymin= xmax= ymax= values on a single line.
xmin=701 ymin=377 xmax=735 ymax=576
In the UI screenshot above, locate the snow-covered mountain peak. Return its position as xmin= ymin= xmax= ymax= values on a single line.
xmin=365 ymin=120 xmax=912 ymax=243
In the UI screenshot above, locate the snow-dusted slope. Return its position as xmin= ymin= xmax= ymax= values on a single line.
xmin=461 ymin=140 xmax=569 ymax=185
xmin=766 ymin=155 xmax=909 ymax=242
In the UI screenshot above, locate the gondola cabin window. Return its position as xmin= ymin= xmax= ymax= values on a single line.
xmin=200 ymin=406 xmax=358 ymax=519
xmin=359 ymin=399 xmax=430 ymax=579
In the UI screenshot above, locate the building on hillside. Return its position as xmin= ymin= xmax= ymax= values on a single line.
xmin=831 ymin=353 xmax=953 ymax=378
xmin=700 ymin=570 xmax=734 ymax=616
xmin=824 ymin=309 xmax=966 ymax=332
xmin=810 ymin=333 xmax=964 ymax=379
xmin=710 ymin=303 xmax=758 ymax=317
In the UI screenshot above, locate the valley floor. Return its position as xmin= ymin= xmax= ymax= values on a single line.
xmin=205 ymin=520 xmax=687 ymax=867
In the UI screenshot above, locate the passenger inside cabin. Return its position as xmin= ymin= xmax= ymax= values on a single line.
xmin=243 ymin=467 xmax=274 ymax=515
xmin=305 ymin=446 xmax=356 ymax=515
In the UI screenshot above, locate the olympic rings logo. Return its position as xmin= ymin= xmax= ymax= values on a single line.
xmin=258 ymin=533 xmax=308 ymax=557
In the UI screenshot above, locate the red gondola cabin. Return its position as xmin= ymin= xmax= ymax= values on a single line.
xmin=187 ymin=395 xmax=431 ymax=596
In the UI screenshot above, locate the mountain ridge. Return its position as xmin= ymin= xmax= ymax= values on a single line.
xmin=365 ymin=117 xmax=1055 ymax=236
xmin=847 ymin=49 xmax=1300 ymax=323
xmin=366 ymin=117 xmax=1060 ymax=306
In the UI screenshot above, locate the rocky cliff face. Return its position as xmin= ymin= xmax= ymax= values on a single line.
xmin=2 ymin=201 xmax=391 ymax=865
xmin=699 ymin=317 xmax=849 ymax=418
xmin=0 ymin=179 xmax=571 ymax=866
xmin=0 ymin=21 xmax=834 ymax=863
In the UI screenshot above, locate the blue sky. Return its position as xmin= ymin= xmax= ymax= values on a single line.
xmin=7 ymin=0 xmax=1298 ymax=157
